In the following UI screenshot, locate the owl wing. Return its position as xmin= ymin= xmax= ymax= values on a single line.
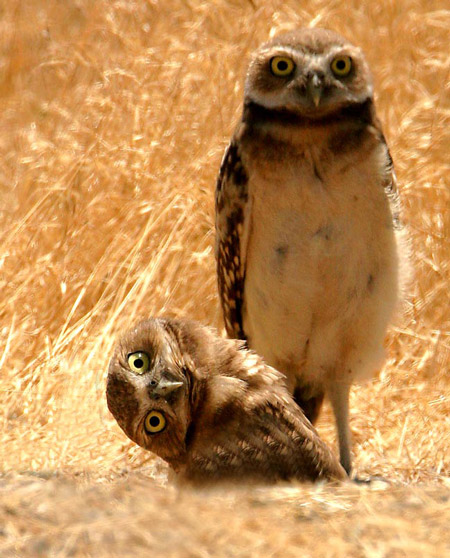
xmin=371 ymin=116 xmax=402 ymax=230
xmin=382 ymin=141 xmax=402 ymax=230
xmin=215 ymin=138 xmax=251 ymax=340
xmin=184 ymin=395 xmax=347 ymax=484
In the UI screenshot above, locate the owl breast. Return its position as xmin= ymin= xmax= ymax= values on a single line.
xmin=242 ymin=130 xmax=399 ymax=391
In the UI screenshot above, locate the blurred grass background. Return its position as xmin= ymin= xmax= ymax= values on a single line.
xmin=0 ymin=0 xmax=448 ymax=554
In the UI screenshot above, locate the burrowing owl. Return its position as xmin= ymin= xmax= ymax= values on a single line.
xmin=215 ymin=28 xmax=405 ymax=474
xmin=106 ymin=318 xmax=346 ymax=485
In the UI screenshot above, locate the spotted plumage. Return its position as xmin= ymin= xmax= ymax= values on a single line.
xmin=215 ymin=28 xmax=408 ymax=475
xmin=106 ymin=318 xmax=346 ymax=485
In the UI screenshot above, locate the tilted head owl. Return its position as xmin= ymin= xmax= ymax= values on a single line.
xmin=106 ymin=318 xmax=347 ymax=483
xmin=245 ymin=28 xmax=373 ymax=118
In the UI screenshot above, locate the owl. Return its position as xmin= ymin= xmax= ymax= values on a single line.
xmin=106 ymin=317 xmax=346 ymax=485
xmin=215 ymin=28 xmax=405 ymax=475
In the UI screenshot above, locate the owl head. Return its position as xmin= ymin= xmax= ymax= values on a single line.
xmin=244 ymin=28 xmax=373 ymax=118
xmin=106 ymin=318 xmax=195 ymax=467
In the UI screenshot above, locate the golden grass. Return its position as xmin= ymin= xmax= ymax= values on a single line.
xmin=0 ymin=0 xmax=449 ymax=554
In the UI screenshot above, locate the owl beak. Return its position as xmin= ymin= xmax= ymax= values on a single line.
xmin=153 ymin=376 xmax=184 ymax=397
xmin=307 ymin=74 xmax=324 ymax=107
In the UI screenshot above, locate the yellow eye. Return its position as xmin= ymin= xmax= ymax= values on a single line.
xmin=144 ymin=411 xmax=166 ymax=434
xmin=270 ymin=56 xmax=295 ymax=77
xmin=331 ymin=56 xmax=352 ymax=77
xmin=127 ymin=352 xmax=150 ymax=374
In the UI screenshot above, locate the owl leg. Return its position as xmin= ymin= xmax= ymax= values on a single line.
xmin=293 ymin=388 xmax=324 ymax=425
xmin=328 ymin=381 xmax=352 ymax=475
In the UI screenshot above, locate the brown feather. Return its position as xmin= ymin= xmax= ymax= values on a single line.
xmin=106 ymin=318 xmax=346 ymax=485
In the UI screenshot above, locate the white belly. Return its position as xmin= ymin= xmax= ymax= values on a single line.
xmin=242 ymin=149 xmax=399 ymax=392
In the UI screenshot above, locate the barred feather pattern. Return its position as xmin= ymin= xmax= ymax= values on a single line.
xmin=215 ymin=141 xmax=248 ymax=340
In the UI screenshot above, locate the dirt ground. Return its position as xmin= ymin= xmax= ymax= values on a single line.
xmin=0 ymin=0 xmax=448 ymax=556
xmin=1 ymin=472 xmax=450 ymax=558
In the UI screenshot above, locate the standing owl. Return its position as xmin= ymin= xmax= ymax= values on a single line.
xmin=106 ymin=318 xmax=346 ymax=485
xmin=215 ymin=28 xmax=405 ymax=475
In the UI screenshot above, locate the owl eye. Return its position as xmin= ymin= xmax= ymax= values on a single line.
xmin=270 ymin=56 xmax=295 ymax=77
xmin=144 ymin=410 xmax=166 ymax=434
xmin=127 ymin=352 xmax=150 ymax=374
xmin=331 ymin=55 xmax=352 ymax=77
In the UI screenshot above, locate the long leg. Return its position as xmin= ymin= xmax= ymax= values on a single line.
xmin=328 ymin=381 xmax=352 ymax=475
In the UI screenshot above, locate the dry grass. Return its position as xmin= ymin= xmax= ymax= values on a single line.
xmin=0 ymin=0 xmax=449 ymax=555
xmin=1 ymin=474 xmax=449 ymax=558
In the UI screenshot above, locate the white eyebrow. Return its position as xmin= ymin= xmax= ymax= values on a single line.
xmin=258 ymin=44 xmax=353 ymax=60
xmin=131 ymin=374 xmax=153 ymax=430
xmin=258 ymin=45 xmax=304 ymax=58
